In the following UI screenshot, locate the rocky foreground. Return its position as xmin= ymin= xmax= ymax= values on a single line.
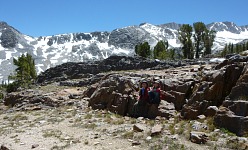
xmin=1 ymin=55 xmax=248 ymax=150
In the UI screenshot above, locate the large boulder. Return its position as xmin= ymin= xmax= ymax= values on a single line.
xmin=147 ymin=101 xmax=176 ymax=119
xmin=181 ymin=100 xmax=210 ymax=120
xmin=88 ymin=74 xmax=177 ymax=118
xmin=226 ymin=64 xmax=248 ymax=101
xmin=165 ymin=91 xmax=186 ymax=110
xmin=223 ymin=100 xmax=248 ymax=116
xmin=181 ymin=63 xmax=244 ymax=119
xmin=214 ymin=107 xmax=248 ymax=136
xmin=88 ymin=74 xmax=137 ymax=116
xmin=213 ymin=63 xmax=248 ymax=136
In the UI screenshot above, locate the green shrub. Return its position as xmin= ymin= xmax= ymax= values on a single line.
xmin=6 ymin=82 xmax=20 ymax=93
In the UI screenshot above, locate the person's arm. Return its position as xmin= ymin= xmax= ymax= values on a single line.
xmin=157 ymin=88 xmax=162 ymax=99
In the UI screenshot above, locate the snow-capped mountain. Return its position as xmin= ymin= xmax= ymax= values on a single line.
xmin=0 ymin=21 xmax=248 ymax=82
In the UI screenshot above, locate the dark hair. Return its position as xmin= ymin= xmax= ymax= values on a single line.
xmin=141 ymin=81 xmax=148 ymax=87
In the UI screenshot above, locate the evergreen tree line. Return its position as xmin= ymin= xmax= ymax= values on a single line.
xmin=220 ymin=41 xmax=248 ymax=57
xmin=135 ymin=41 xmax=176 ymax=60
xmin=135 ymin=22 xmax=216 ymax=59
xmin=178 ymin=22 xmax=216 ymax=59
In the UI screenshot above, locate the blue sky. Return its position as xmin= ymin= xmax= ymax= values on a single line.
xmin=1 ymin=0 xmax=247 ymax=37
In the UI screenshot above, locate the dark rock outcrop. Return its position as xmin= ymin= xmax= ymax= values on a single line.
xmin=214 ymin=63 xmax=248 ymax=136
xmin=86 ymin=73 xmax=176 ymax=118
xmin=3 ymin=88 xmax=84 ymax=111
xmin=214 ymin=107 xmax=248 ymax=136
xmin=0 ymin=28 xmax=18 ymax=48
xmin=181 ymin=59 xmax=245 ymax=120
xmin=37 ymin=55 xmax=188 ymax=84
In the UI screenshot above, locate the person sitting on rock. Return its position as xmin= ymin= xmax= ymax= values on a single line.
xmin=138 ymin=80 xmax=150 ymax=103
xmin=132 ymin=80 xmax=150 ymax=117
xmin=148 ymin=80 xmax=161 ymax=105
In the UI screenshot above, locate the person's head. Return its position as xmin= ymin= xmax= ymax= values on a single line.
xmin=141 ymin=81 xmax=148 ymax=88
xmin=153 ymin=80 xmax=160 ymax=88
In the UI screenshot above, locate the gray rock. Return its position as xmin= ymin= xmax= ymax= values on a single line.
xmin=151 ymin=124 xmax=163 ymax=136
xmin=0 ymin=145 xmax=9 ymax=150
xmin=190 ymin=131 xmax=208 ymax=144
xmin=31 ymin=144 xmax=39 ymax=149
xmin=133 ymin=124 xmax=146 ymax=132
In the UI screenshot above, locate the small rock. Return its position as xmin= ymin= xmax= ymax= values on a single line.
xmin=172 ymin=134 xmax=179 ymax=140
xmin=0 ymin=145 xmax=9 ymax=150
xmin=133 ymin=124 xmax=146 ymax=132
xmin=124 ymin=116 xmax=130 ymax=121
xmin=20 ymin=143 xmax=25 ymax=145
xmin=214 ymin=129 xmax=220 ymax=132
xmin=190 ymin=132 xmax=208 ymax=144
xmin=155 ymin=116 xmax=162 ymax=120
xmin=132 ymin=141 xmax=141 ymax=146
xmin=137 ymin=117 xmax=144 ymax=121
xmin=31 ymin=144 xmax=39 ymax=149
xmin=94 ymin=142 xmax=100 ymax=145
xmin=197 ymin=115 xmax=206 ymax=120
xmin=151 ymin=124 xmax=163 ymax=136
xmin=204 ymin=106 xmax=218 ymax=117
xmin=66 ymin=109 xmax=73 ymax=112
xmin=146 ymin=136 xmax=152 ymax=141
xmin=39 ymin=120 xmax=46 ymax=124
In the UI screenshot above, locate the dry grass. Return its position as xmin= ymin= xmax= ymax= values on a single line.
xmin=122 ymin=130 xmax=134 ymax=139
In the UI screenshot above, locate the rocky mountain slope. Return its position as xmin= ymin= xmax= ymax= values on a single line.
xmin=1 ymin=55 xmax=248 ymax=149
xmin=0 ymin=21 xmax=248 ymax=82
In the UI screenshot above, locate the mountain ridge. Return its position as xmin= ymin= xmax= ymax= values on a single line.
xmin=0 ymin=21 xmax=248 ymax=82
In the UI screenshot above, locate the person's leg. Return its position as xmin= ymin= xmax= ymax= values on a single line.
xmin=132 ymin=101 xmax=139 ymax=118
xmin=153 ymin=92 xmax=161 ymax=104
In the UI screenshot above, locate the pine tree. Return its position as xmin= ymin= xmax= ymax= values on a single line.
xmin=246 ymin=41 xmax=248 ymax=50
xmin=13 ymin=53 xmax=37 ymax=82
xmin=153 ymin=40 xmax=168 ymax=59
xmin=221 ymin=44 xmax=228 ymax=57
xmin=243 ymin=44 xmax=246 ymax=52
xmin=193 ymin=22 xmax=206 ymax=58
xmin=178 ymin=24 xmax=194 ymax=59
xmin=235 ymin=44 xmax=240 ymax=53
xmin=203 ymin=29 xmax=216 ymax=56
xmin=135 ymin=42 xmax=151 ymax=58
xmin=169 ymin=49 xmax=175 ymax=60
xmin=231 ymin=43 xmax=234 ymax=53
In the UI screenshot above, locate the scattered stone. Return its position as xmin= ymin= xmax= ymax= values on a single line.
xmin=197 ymin=115 xmax=206 ymax=120
xmin=190 ymin=132 xmax=208 ymax=144
xmin=124 ymin=116 xmax=130 ymax=121
xmin=94 ymin=142 xmax=101 ymax=145
xmin=204 ymin=106 xmax=218 ymax=117
xmin=146 ymin=136 xmax=152 ymax=141
xmin=137 ymin=117 xmax=144 ymax=121
xmin=133 ymin=124 xmax=146 ymax=132
xmin=132 ymin=141 xmax=141 ymax=146
xmin=0 ymin=145 xmax=9 ymax=150
xmin=191 ymin=121 xmax=208 ymax=131
xmin=31 ymin=144 xmax=39 ymax=149
xmin=151 ymin=124 xmax=163 ymax=136
xmin=172 ymin=134 xmax=179 ymax=140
